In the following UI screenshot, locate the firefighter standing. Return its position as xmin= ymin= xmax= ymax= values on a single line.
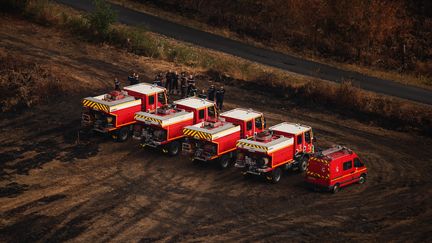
xmin=172 ymin=71 xmax=179 ymax=94
xmin=186 ymin=74 xmax=196 ymax=96
xmin=198 ymin=89 xmax=207 ymax=99
xmin=188 ymin=83 xmax=198 ymax=97
xmin=114 ymin=78 xmax=121 ymax=91
xmin=153 ymin=72 xmax=163 ymax=86
xmin=216 ymin=86 xmax=225 ymax=110
xmin=180 ymin=72 xmax=188 ymax=98
xmin=165 ymin=70 xmax=173 ymax=92
xmin=207 ymin=84 xmax=216 ymax=101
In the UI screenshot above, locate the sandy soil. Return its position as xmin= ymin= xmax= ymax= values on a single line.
xmin=0 ymin=17 xmax=431 ymax=242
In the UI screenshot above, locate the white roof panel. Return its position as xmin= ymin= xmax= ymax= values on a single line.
xmin=220 ymin=108 xmax=262 ymax=121
xmin=174 ymin=97 xmax=214 ymax=109
xmin=124 ymin=83 xmax=166 ymax=95
xmin=270 ymin=122 xmax=311 ymax=135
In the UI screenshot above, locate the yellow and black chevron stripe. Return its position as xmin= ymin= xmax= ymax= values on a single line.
xmin=236 ymin=141 xmax=268 ymax=151
xmin=134 ymin=114 xmax=162 ymax=125
xmin=183 ymin=128 xmax=212 ymax=140
xmin=310 ymin=157 xmax=329 ymax=165
xmin=306 ymin=170 xmax=330 ymax=179
xmin=82 ymin=99 xmax=109 ymax=113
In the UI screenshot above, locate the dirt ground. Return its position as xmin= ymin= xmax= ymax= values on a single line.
xmin=0 ymin=16 xmax=431 ymax=242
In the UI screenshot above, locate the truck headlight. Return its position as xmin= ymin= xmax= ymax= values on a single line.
xmin=106 ymin=117 xmax=113 ymax=123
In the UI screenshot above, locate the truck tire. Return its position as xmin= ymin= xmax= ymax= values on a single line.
xmin=358 ymin=174 xmax=367 ymax=184
xmin=116 ymin=127 xmax=129 ymax=142
xmin=219 ymin=155 xmax=230 ymax=169
xmin=298 ymin=156 xmax=308 ymax=172
xmin=332 ymin=183 xmax=340 ymax=193
xmin=167 ymin=141 xmax=180 ymax=156
xmin=270 ymin=167 xmax=282 ymax=183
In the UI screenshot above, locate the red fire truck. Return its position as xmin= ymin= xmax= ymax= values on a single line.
xmin=133 ymin=97 xmax=216 ymax=155
xmin=81 ymin=83 xmax=167 ymax=141
xmin=305 ymin=146 xmax=368 ymax=193
xmin=182 ymin=108 xmax=266 ymax=168
xmin=235 ymin=122 xmax=315 ymax=183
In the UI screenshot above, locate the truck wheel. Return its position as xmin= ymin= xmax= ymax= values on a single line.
xmin=358 ymin=174 xmax=367 ymax=184
xmin=116 ymin=127 xmax=129 ymax=142
xmin=167 ymin=141 xmax=180 ymax=156
xmin=298 ymin=157 xmax=308 ymax=172
xmin=270 ymin=168 xmax=282 ymax=183
xmin=332 ymin=183 xmax=340 ymax=193
xmin=219 ymin=155 xmax=230 ymax=169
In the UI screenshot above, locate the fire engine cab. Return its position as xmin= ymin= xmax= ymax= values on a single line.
xmin=81 ymin=83 xmax=167 ymax=141
xmin=305 ymin=145 xmax=368 ymax=193
xmin=133 ymin=97 xmax=216 ymax=156
xmin=235 ymin=122 xmax=315 ymax=183
xmin=182 ymin=108 xmax=265 ymax=168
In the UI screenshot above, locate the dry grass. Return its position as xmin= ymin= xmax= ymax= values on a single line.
xmin=0 ymin=54 xmax=65 ymax=112
xmin=2 ymin=0 xmax=432 ymax=135
xmin=112 ymin=0 xmax=432 ymax=90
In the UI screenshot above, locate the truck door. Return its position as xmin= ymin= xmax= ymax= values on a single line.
xmin=304 ymin=129 xmax=313 ymax=153
xmin=157 ymin=91 xmax=167 ymax=108
xmin=295 ymin=133 xmax=304 ymax=154
xmin=341 ymin=160 xmax=355 ymax=185
xmin=147 ymin=93 xmax=156 ymax=112
xmin=254 ymin=115 xmax=265 ymax=133
xmin=196 ymin=108 xmax=206 ymax=123
xmin=244 ymin=120 xmax=254 ymax=138
xmin=207 ymin=105 xmax=216 ymax=120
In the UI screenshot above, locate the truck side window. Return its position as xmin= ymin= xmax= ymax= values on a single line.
xmin=255 ymin=116 xmax=262 ymax=129
xmin=149 ymin=95 xmax=155 ymax=105
xmin=199 ymin=109 xmax=205 ymax=119
xmin=208 ymin=106 xmax=215 ymax=118
xmin=343 ymin=161 xmax=352 ymax=170
xmin=246 ymin=121 xmax=253 ymax=131
xmin=297 ymin=134 xmax=303 ymax=144
xmin=158 ymin=92 xmax=166 ymax=104
xmin=354 ymin=158 xmax=363 ymax=167
xmin=305 ymin=131 xmax=311 ymax=143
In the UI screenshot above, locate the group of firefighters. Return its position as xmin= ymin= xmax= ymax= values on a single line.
xmin=114 ymin=71 xmax=225 ymax=110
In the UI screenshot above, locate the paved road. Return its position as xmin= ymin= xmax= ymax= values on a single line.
xmin=58 ymin=0 xmax=432 ymax=105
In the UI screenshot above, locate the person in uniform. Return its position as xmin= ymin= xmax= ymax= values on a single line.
xmin=153 ymin=73 xmax=163 ymax=86
xmin=114 ymin=78 xmax=121 ymax=91
xmin=207 ymin=84 xmax=216 ymax=101
xmin=165 ymin=70 xmax=173 ymax=92
xmin=198 ymin=89 xmax=207 ymax=99
xmin=188 ymin=83 xmax=198 ymax=97
xmin=186 ymin=74 xmax=195 ymax=96
xmin=216 ymin=86 xmax=225 ymax=110
xmin=171 ymin=71 xmax=179 ymax=94
xmin=180 ymin=72 xmax=188 ymax=98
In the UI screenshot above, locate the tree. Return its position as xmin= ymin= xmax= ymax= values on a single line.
xmin=86 ymin=0 xmax=117 ymax=36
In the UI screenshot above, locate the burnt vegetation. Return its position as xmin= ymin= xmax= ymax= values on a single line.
xmin=138 ymin=0 xmax=432 ymax=77
xmin=0 ymin=54 xmax=64 ymax=112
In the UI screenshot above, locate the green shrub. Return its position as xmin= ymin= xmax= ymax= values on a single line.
xmin=86 ymin=0 xmax=117 ymax=36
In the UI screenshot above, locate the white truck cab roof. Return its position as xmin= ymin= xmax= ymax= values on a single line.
xmin=174 ymin=97 xmax=214 ymax=110
xmin=124 ymin=83 xmax=166 ymax=95
xmin=220 ymin=108 xmax=262 ymax=121
xmin=270 ymin=122 xmax=311 ymax=135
